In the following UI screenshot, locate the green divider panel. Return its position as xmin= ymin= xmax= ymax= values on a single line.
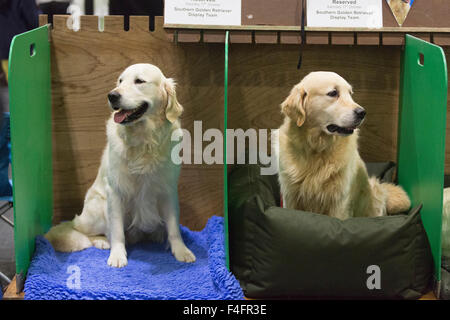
xmin=397 ymin=35 xmax=448 ymax=282
xmin=8 ymin=25 xmax=53 ymax=288
xmin=224 ymin=31 xmax=230 ymax=270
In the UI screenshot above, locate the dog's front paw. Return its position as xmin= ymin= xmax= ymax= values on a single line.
xmin=90 ymin=236 xmax=111 ymax=250
xmin=172 ymin=244 xmax=196 ymax=263
xmin=107 ymin=245 xmax=128 ymax=268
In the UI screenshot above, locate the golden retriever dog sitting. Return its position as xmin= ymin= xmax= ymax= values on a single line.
xmin=45 ymin=63 xmax=196 ymax=267
xmin=278 ymin=72 xmax=410 ymax=220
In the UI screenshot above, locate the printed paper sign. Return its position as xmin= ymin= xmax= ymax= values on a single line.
xmin=307 ymin=0 xmax=383 ymax=28
xmin=164 ymin=0 xmax=242 ymax=26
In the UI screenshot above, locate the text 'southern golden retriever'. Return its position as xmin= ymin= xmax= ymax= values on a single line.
xmin=278 ymin=71 xmax=411 ymax=220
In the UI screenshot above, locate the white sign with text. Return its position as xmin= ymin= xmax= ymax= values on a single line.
xmin=307 ymin=0 xmax=383 ymax=28
xmin=164 ymin=0 xmax=242 ymax=26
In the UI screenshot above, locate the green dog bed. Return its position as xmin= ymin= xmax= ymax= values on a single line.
xmin=228 ymin=163 xmax=433 ymax=299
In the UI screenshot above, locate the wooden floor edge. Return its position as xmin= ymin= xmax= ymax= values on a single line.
xmin=2 ymin=276 xmax=436 ymax=300
xmin=2 ymin=276 xmax=24 ymax=300
xmin=419 ymin=291 xmax=437 ymax=300
xmin=245 ymin=291 xmax=438 ymax=300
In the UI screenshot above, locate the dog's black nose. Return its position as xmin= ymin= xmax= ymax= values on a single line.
xmin=108 ymin=91 xmax=121 ymax=105
xmin=354 ymin=107 xmax=366 ymax=120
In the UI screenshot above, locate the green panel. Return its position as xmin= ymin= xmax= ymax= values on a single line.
xmin=397 ymin=35 xmax=448 ymax=281
xmin=8 ymin=25 xmax=53 ymax=280
xmin=224 ymin=31 xmax=230 ymax=270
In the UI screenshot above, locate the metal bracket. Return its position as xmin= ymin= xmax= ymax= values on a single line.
xmin=0 ymin=202 xmax=13 ymax=227
xmin=15 ymin=272 xmax=25 ymax=294
xmin=434 ymin=278 xmax=442 ymax=299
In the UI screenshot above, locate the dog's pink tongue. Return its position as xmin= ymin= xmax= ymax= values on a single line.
xmin=114 ymin=110 xmax=133 ymax=123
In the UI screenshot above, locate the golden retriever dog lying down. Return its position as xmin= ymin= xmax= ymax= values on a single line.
xmin=388 ymin=0 xmax=411 ymax=26
xmin=45 ymin=63 xmax=196 ymax=267
xmin=278 ymin=72 xmax=411 ymax=220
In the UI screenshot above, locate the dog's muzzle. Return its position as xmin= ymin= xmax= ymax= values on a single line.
xmin=113 ymin=102 xmax=149 ymax=124
xmin=108 ymin=91 xmax=121 ymax=110
xmin=354 ymin=107 xmax=366 ymax=121
xmin=326 ymin=107 xmax=366 ymax=136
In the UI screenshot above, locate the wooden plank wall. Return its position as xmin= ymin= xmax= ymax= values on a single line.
xmin=42 ymin=15 xmax=450 ymax=230
xmin=240 ymin=0 xmax=450 ymax=29
xmin=166 ymin=0 xmax=450 ymax=46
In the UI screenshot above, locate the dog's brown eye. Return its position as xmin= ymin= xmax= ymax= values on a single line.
xmin=119 ymin=79 xmax=123 ymax=83
xmin=135 ymin=79 xmax=146 ymax=84
xmin=327 ymin=90 xmax=338 ymax=97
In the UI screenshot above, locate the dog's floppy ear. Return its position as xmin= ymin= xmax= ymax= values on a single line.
xmin=164 ymin=78 xmax=184 ymax=123
xmin=281 ymin=84 xmax=306 ymax=127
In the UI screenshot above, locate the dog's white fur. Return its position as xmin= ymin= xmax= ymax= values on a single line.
xmin=45 ymin=64 xmax=196 ymax=267
xmin=278 ymin=71 xmax=411 ymax=220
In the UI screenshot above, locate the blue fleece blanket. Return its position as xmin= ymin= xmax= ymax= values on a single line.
xmin=24 ymin=216 xmax=244 ymax=300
